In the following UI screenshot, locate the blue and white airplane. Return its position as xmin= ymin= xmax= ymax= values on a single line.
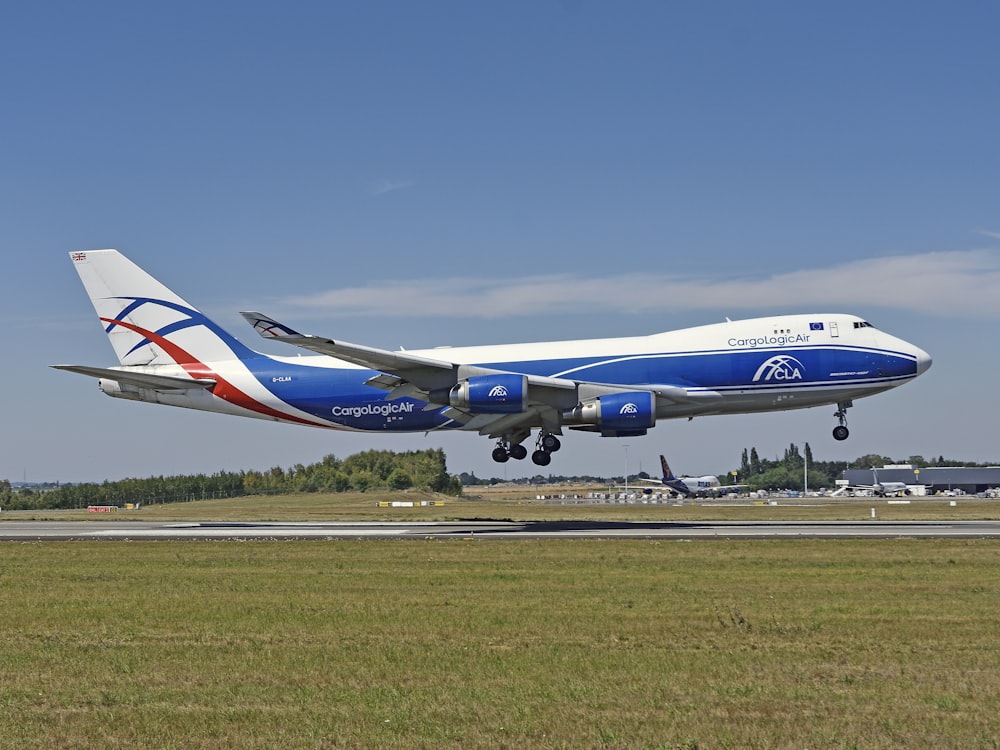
xmin=640 ymin=455 xmax=745 ymax=497
xmin=54 ymin=250 xmax=932 ymax=467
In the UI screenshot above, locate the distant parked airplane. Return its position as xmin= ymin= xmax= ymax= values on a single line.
xmin=54 ymin=250 xmax=931 ymax=466
xmin=639 ymin=455 xmax=747 ymax=497
xmin=841 ymin=469 xmax=913 ymax=497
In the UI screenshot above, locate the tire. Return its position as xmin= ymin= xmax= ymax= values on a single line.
xmin=531 ymin=450 xmax=551 ymax=466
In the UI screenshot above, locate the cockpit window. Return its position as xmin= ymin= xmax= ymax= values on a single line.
xmin=853 ymin=321 xmax=874 ymax=329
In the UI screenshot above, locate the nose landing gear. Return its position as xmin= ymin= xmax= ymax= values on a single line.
xmin=832 ymin=400 xmax=852 ymax=441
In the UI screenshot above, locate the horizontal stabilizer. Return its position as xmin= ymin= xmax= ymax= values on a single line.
xmin=51 ymin=364 xmax=216 ymax=391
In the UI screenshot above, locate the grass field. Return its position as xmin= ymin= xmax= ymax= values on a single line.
xmin=2 ymin=535 xmax=999 ymax=748
xmin=6 ymin=485 xmax=1000 ymax=523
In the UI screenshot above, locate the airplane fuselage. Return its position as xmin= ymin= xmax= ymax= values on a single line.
xmin=97 ymin=312 xmax=928 ymax=434
xmin=57 ymin=249 xmax=933 ymax=467
xmin=666 ymin=475 xmax=722 ymax=496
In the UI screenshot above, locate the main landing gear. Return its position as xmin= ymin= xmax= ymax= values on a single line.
xmin=531 ymin=432 xmax=561 ymax=466
xmin=832 ymin=400 xmax=852 ymax=441
xmin=491 ymin=441 xmax=527 ymax=463
xmin=491 ymin=431 xmax=562 ymax=466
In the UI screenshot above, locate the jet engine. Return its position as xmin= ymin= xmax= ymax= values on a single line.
xmin=449 ymin=374 xmax=528 ymax=414
xmin=565 ymin=390 xmax=656 ymax=436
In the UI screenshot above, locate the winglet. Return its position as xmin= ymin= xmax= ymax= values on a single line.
xmin=240 ymin=311 xmax=304 ymax=339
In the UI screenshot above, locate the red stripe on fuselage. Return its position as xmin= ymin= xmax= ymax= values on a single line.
xmin=100 ymin=317 xmax=332 ymax=427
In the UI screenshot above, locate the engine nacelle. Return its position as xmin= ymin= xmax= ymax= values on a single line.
xmin=566 ymin=391 xmax=656 ymax=436
xmin=449 ymin=374 xmax=527 ymax=414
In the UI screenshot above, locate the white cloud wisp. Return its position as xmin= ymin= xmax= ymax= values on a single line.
xmin=281 ymin=249 xmax=1000 ymax=320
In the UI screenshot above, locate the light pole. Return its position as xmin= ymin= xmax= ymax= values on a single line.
xmin=623 ymin=444 xmax=630 ymax=496
xmin=803 ymin=444 xmax=808 ymax=495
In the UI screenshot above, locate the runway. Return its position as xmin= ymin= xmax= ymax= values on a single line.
xmin=3 ymin=519 xmax=1000 ymax=540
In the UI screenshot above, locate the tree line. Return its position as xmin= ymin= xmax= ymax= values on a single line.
xmin=3 ymin=446 xmax=995 ymax=509
xmin=458 ymin=447 xmax=997 ymax=492
xmin=732 ymin=445 xmax=996 ymax=492
xmin=1 ymin=449 xmax=462 ymax=510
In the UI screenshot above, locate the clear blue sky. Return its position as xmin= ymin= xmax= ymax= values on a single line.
xmin=3 ymin=2 xmax=999 ymax=483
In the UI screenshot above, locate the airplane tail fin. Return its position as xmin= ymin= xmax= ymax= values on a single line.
xmin=660 ymin=455 xmax=677 ymax=481
xmin=68 ymin=250 xmax=258 ymax=367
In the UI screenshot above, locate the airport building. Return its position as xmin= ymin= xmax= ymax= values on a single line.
xmin=843 ymin=466 xmax=1000 ymax=496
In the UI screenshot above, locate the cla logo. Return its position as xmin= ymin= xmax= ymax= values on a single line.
xmin=753 ymin=355 xmax=805 ymax=382
xmin=619 ymin=402 xmax=639 ymax=415
xmin=488 ymin=385 xmax=509 ymax=398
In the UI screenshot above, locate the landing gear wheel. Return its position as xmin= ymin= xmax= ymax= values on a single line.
xmin=509 ymin=443 xmax=528 ymax=461
xmin=492 ymin=446 xmax=510 ymax=463
xmin=531 ymin=450 xmax=552 ymax=466
xmin=540 ymin=434 xmax=561 ymax=452
xmin=832 ymin=400 xmax=852 ymax=442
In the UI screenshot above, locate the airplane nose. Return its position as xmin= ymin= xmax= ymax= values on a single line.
xmin=915 ymin=346 xmax=932 ymax=375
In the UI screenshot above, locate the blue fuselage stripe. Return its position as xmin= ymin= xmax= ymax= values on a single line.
xmin=238 ymin=345 xmax=918 ymax=432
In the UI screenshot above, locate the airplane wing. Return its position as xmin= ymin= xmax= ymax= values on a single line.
xmin=240 ymin=311 xmax=454 ymax=380
xmin=240 ymin=311 xmax=580 ymax=405
xmin=239 ymin=312 xmax=709 ymax=439
xmin=51 ymin=364 xmax=216 ymax=391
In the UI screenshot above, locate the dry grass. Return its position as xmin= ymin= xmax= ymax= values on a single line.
xmin=1 ymin=538 xmax=999 ymax=748
xmin=5 ymin=485 xmax=1000 ymax=523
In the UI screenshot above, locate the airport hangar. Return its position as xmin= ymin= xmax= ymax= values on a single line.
xmin=843 ymin=466 xmax=1000 ymax=496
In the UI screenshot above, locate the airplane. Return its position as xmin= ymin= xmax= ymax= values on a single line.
xmin=838 ymin=468 xmax=914 ymax=497
xmin=53 ymin=250 xmax=932 ymax=467
xmin=638 ymin=455 xmax=747 ymax=497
